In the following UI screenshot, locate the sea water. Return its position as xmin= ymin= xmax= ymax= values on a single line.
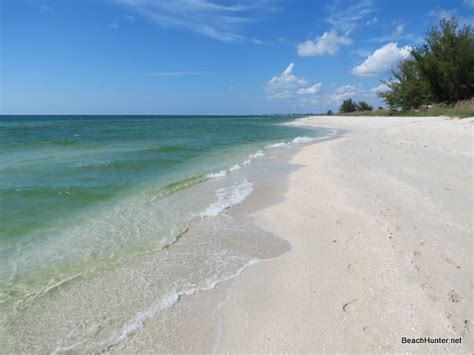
xmin=0 ymin=115 xmax=330 ymax=352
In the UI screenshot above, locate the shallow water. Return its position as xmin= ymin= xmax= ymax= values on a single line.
xmin=0 ymin=115 xmax=332 ymax=352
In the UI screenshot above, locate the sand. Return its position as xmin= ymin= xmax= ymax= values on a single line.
xmin=112 ymin=115 xmax=473 ymax=353
xmin=215 ymin=116 xmax=473 ymax=353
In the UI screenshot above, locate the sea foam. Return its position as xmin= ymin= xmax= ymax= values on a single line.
xmin=200 ymin=179 xmax=253 ymax=217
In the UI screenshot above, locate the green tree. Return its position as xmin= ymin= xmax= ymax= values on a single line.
xmin=379 ymin=59 xmax=432 ymax=110
xmin=356 ymin=101 xmax=373 ymax=111
xmin=413 ymin=18 xmax=474 ymax=103
xmin=327 ymin=109 xmax=333 ymax=115
xmin=339 ymin=98 xmax=357 ymax=113
xmin=380 ymin=17 xmax=474 ymax=109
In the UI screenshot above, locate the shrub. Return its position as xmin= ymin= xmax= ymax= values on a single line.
xmin=339 ymin=98 xmax=357 ymax=113
xmin=356 ymin=101 xmax=373 ymax=111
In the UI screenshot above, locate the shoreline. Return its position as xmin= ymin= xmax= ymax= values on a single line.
xmin=2 ymin=117 xmax=333 ymax=353
xmin=113 ymin=115 xmax=472 ymax=353
xmin=107 ymin=127 xmax=327 ymax=353
xmin=216 ymin=115 xmax=473 ymax=353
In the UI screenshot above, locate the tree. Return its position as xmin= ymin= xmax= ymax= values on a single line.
xmin=379 ymin=59 xmax=432 ymax=110
xmin=339 ymin=98 xmax=357 ymax=113
xmin=356 ymin=101 xmax=373 ymax=111
xmin=380 ymin=17 xmax=474 ymax=109
xmin=327 ymin=110 xmax=333 ymax=115
xmin=412 ymin=18 xmax=474 ymax=103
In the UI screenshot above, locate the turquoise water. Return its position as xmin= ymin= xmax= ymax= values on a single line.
xmin=0 ymin=115 xmax=309 ymax=240
xmin=0 ymin=115 xmax=322 ymax=352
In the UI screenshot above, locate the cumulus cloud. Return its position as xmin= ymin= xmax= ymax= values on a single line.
xmin=298 ymin=83 xmax=322 ymax=95
xmin=351 ymin=42 xmax=412 ymax=76
xmin=328 ymin=85 xmax=359 ymax=102
xmin=370 ymin=83 xmax=390 ymax=95
xmin=266 ymin=63 xmax=322 ymax=101
xmin=296 ymin=0 xmax=375 ymax=58
xmin=297 ymin=31 xmax=352 ymax=56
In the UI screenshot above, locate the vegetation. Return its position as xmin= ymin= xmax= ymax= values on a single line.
xmin=379 ymin=18 xmax=474 ymax=111
xmin=341 ymin=99 xmax=474 ymax=118
xmin=339 ymin=99 xmax=373 ymax=113
xmin=334 ymin=18 xmax=473 ymax=118
xmin=339 ymin=99 xmax=357 ymax=113
xmin=356 ymin=101 xmax=373 ymax=111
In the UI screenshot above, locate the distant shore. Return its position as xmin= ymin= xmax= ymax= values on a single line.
xmin=112 ymin=115 xmax=473 ymax=352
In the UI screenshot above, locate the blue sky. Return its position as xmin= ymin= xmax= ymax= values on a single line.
xmin=1 ymin=0 xmax=473 ymax=114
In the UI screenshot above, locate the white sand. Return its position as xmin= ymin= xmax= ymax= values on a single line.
xmin=215 ymin=116 xmax=473 ymax=352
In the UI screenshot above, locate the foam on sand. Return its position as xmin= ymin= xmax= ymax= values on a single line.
xmin=201 ymin=180 xmax=253 ymax=217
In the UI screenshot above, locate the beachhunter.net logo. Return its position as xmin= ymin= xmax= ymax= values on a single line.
xmin=402 ymin=337 xmax=462 ymax=344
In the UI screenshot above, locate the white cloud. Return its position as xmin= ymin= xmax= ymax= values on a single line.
xmin=329 ymin=85 xmax=359 ymax=102
xmin=326 ymin=0 xmax=376 ymax=33
xmin=113 ymin=0 xmax=273 ymax=43
xmin=266 ymin=63 xmax=307 ymax=99
xmin=297 ymin=31 xmax=352 ymax=56
xmin=370 ymin=83 xmax=390 ymax=95
xmin=296 ymin=1 xmax=375 ymax=58
xmin=266 ymin=63 xmax=322 ymax=101
xmin=351 ymin=42 xmax=412 ymax=76
xmin=298 ymin=84 xmax=322 ymax=95
xmin=466 ymin=0 xmax=474 ymax=7
xmin=367 ymin=23 xmax=421 ymax=44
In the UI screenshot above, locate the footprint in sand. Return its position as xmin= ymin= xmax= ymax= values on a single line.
xmin=463 ymin=320 xmax=471 ymax=334
xmin=347 ymin=261 xmax=358 ymax=270
xmin=342 ymin=299 xmax=358 ymax=313
xmin=444 ymin=256 xmax=462 ymax=270
xmin=448 ymin=290 xmax=461 ymax=303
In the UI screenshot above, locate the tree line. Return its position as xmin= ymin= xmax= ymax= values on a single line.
xmin=339 ymin=17 xmax=473 ymax=113
xmin=339 ymin=99 xmax=374 ymax=113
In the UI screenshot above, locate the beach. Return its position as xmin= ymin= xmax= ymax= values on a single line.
xmin=2 ymin=115 xmax=472 ymax=352
xmin=113 ymin=115 xmax=473 ymax=353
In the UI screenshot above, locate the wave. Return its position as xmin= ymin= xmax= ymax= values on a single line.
xmin=52 ymin=258 xmax=260 ymax=354
xmin=206 ymin=150 xmax=265 ymax=179
xmin=200 ymin=179 xmax=253 ymax=217
xmin=49 ymin=180 xmax=258 ymax=354
xmin=206 ymin=135 xmax=318 ymax=180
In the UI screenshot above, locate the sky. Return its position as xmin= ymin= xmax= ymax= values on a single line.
xmin=1 ymin=0 xmax=473 ymax=115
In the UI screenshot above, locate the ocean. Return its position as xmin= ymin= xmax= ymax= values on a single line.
xmin=0 ymin=115 xmax=331 ymax=352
